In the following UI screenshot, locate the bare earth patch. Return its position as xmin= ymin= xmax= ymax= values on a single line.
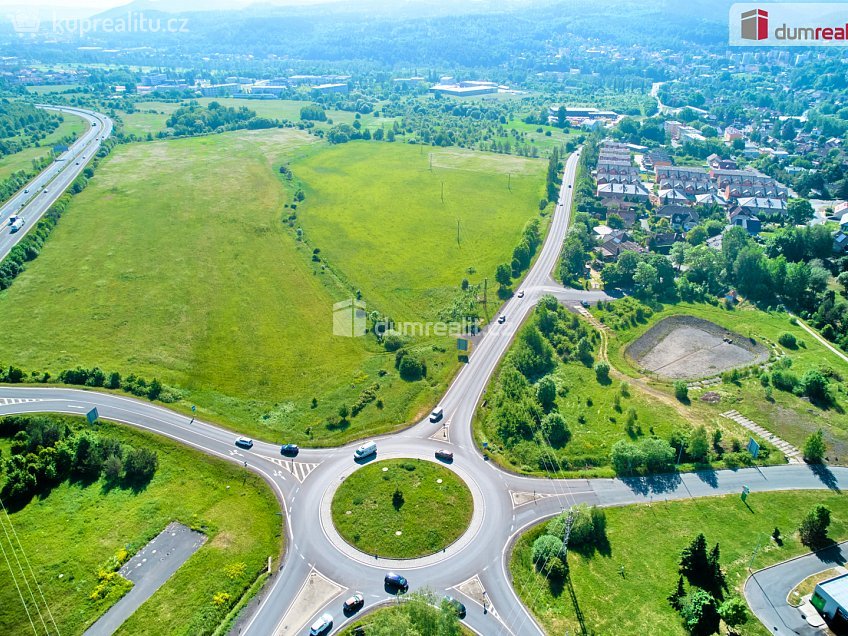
xmin=626 ymin=315 xmax=769 ymax=380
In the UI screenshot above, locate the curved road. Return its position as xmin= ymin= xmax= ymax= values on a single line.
xmin=0 ymin=104 xmax=113 ymax=261
xmin=0 ymin=128 xmax=843 ymax=636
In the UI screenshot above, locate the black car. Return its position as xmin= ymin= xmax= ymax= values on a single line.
xmin=435 ymin=449 xmax=454 ymax=462
xmin=280 ymin=444 xmax=299 ymax=457
xmin=384 ymin=572 xmax=408 ymax=592
xmin=443 ymin=596 xmax=467 ymax=619
xmin=343 ymin=592 xmax=364 ymax=613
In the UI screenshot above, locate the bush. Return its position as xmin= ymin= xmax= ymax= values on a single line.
xmin=124 ymin=447 xmax=158 ymax=482
xmin=673 ymin=381 xmax=689 ymax=402
xmin=778 ymin=332 xmax=797 ymax=348
xmin=771 ymin=369 xmax=799 ymax=392
xmin=532 ymin=534 xmax=563 ymax=564
xmin=799 ymin=504 xmax=831 ymax=547
xmin=803 ymin=430 xmax=826 ymax=464
xmin=594 ymin=361 xmax=610 ymax=383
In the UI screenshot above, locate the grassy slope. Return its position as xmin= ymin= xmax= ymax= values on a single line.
xmin=0 ymin=114 xmax=87 ymax=182
xmin=331 ymin=458 xmax=472 ymax=558
xmin=511 ymin=491 xmax=848 ymax=636
xmin=0 ymin=417 xmax=280 ymax=636
xmin=291 ymin=142 xmax=545 ymax=322
xmin=603 ymin=301 xmax=848 ymax=459
xmin=0 ymin=132 xmax=544 ymax=444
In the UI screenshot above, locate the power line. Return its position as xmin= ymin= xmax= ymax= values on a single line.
xmin=0 ymin=496 xmax=60 ymax=635
xmin=0 ymin=511 xmax=39 ymax=635
xmin=0 ymin=506 xmax=49 ymax=634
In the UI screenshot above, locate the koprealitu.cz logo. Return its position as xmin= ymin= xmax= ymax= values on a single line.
xmin=732 ymin=3 xmax=848 ymax=45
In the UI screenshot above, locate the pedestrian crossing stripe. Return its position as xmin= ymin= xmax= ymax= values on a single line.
xmin=267 ymin=458 xmax=319 ymax=483
xmin=0 ymin=398 xmax=42 ymax=405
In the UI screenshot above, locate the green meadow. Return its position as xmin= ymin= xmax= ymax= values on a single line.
xmin=512 ymin=491 xmax=848 ymax=636
xmin=0 ymin=113 xmax=87 ymax=182
xmin=0 ymin=416 xmax=280 ymax=635
xmin=0 ymin=131 xmax=545 ymax=443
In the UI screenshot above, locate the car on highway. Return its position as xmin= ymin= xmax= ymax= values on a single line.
xmin=280 ymin=443 xmax=299 ymax=457
xmin=234 ymin=437 xmax=253 ymax=449
xmin=23 ymin=189 xmax=28 ymax=194
xmin=435 ymin=449 xmax=453 ymax=462
xmin=384 ymin=572 xmax=408 ymax=592
xmin=9 ymin=217 xmax=24 ymax=233
xmin=443 ymin=595 xmax=467 ymax=619
xmin=429 ymin=406 xmax=444 ymax=423
xmin=354 ymin=441 xmax=377 ymax=460
xmin=8 ymin=215 xmax=20 ymax=226
xmin=308 ymin=612 xmax=333 ymax=635
xmin=517 ymin=290 xmax=525 ymax=298
xmin=42 ymin=189 xmax=48 ymax=194
xmin=497 ymin=315 xmax=506 ymax=324
xmin=580 ymin=300 xmax=591 ymax=308
xmin=343 ymin=592 xmax=364 ymax=613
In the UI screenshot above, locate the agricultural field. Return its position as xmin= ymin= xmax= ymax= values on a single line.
xmin=511 ymin=491 xmax=848 ymax=636
xmin=599 ymin=300 xmax=848 ymax=460
xmin=0 ymin=415 xmax=280 ymax=635
xmin=0 ymin=130 xmax=545 ymax=444
xmin=0 ymin=113 xmax=87 ymax=182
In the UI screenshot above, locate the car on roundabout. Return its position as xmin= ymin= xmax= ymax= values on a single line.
xmin=343 ymin=592 xmax=364 ymax=613
xmin=384 ymin=572 xmax=408 ymax=593
xmin=435 ymin=449 xmax=454 ymax=462
xmin=308 ymin=612 xmax=333 ymax=635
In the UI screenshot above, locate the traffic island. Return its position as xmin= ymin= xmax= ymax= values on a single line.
xmin=331 ymin=458 xmax=473 ymax=559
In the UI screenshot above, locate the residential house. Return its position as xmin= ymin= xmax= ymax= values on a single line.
xmin=728 ymin=207 xmax=762 ymax=234
xmin=657 ymin=204 xmax=700 ymax=230
xmin=834 ymin=231 xmax=848 ymax=254
xmin=596 ymin=182 xmax=650 ymax=203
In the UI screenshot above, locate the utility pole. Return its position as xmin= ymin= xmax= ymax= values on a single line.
xmin=429 ymin=153 xmax=432 ymax=171
xmin=482 ymin=278 xmax=488 ymax=309
xmin=456 ymin=219 xmax=461 ymax=246
xmin=441 ymin=181 xmax=444 ymax=203
xmin=507 ymin=172 xmax=511 ymax=191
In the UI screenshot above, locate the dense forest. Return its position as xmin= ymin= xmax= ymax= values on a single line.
xmin=0 ymin=100 xmax=62 ymax=157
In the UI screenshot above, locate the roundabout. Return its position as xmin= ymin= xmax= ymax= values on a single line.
xmin=318 ymin=450 xmax=487 ymax=569
xmin=330 ymin=458 xmax=473 ymax=559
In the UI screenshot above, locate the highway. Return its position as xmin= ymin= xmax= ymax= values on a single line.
xmin=0 ymin=137 xmax=843 ymax=635
xmin=0 ymin=105 xmax=113 ymax=262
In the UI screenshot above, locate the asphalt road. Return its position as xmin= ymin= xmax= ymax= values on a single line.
xmin=745 ymin=540 xmax=848 ymax=636
xmin=0 ymin=140 xmax=844 ymax=635
xmin=0 ymin=105 xmax=112 ymax=262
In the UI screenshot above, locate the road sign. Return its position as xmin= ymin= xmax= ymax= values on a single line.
xmin=741 ymin=485 xmax=750 ymax=502
xmin=191 ymin=405 xmax=196 ymax=412
xmin=747 ymin=437 xmax=760 ymax=459
xmin=457 ymin=337 xmax=469 ymax=351
xmin=86 ymin=407 xmax=99 ymax=424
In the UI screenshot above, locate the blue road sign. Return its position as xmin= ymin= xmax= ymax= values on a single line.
xmin=86 ymin=408 xmax=99 ymax=424
xmin=747 ymin=437 xmax=760 ymax=459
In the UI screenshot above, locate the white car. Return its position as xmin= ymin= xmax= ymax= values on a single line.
xmin=309 ymin=613 xmax=333 ymax=635
xmin=517 ymin=290 xmax=525 ymax=298
xmin=10 ymin=217 xmax=25 ymax=233
xmin=7 ymin=215 xmax=20 ymax=226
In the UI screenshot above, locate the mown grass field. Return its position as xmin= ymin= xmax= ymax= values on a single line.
xmin=291 ymin=142 xmax=546 ymax=322
xmin=331 ymin=458 xmax=472 ymax=558
xmin=601 ymin=301 xmax=848 ymax=459
xmin=0 ymin=113 xmax=86 ymax=182
xmin=0 ymin=132 xmax=544 ymax=444
xmin=0 ymin=416 xmax=280 ymax=636
xmin=512 ymin=490 xmax=848 ymax=636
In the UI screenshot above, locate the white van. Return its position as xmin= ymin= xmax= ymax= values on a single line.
xmin=354 ymin=441 xmax=377 ymax=459
xmin=429 ymin=406 xmax=444 ymax=423
xmin=9 ymin=217 xmax=24 ymax=233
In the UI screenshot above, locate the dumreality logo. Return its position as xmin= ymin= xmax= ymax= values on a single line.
xmin=741 ymin=8 xmax=768 ymax=40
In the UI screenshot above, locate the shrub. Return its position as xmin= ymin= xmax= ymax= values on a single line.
xmin=532 ymin=534 xmax=563 ymax=564
xmin=770 ymin=369 xmax=799 ymax=392
xmin=803 ymin=430 xmax=826 ymax=464
xmin=124 ymin=447 xmax=158 ymax=482
xmin=778 ymin=332 xmax=797 ymax=348
xmin=593 ymin=361 xmax=610 ymax=383
xmin=673 ymin=381 xmax=689 ymax=402
xmin=799 ymin=504 xmax=831 ymax=547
